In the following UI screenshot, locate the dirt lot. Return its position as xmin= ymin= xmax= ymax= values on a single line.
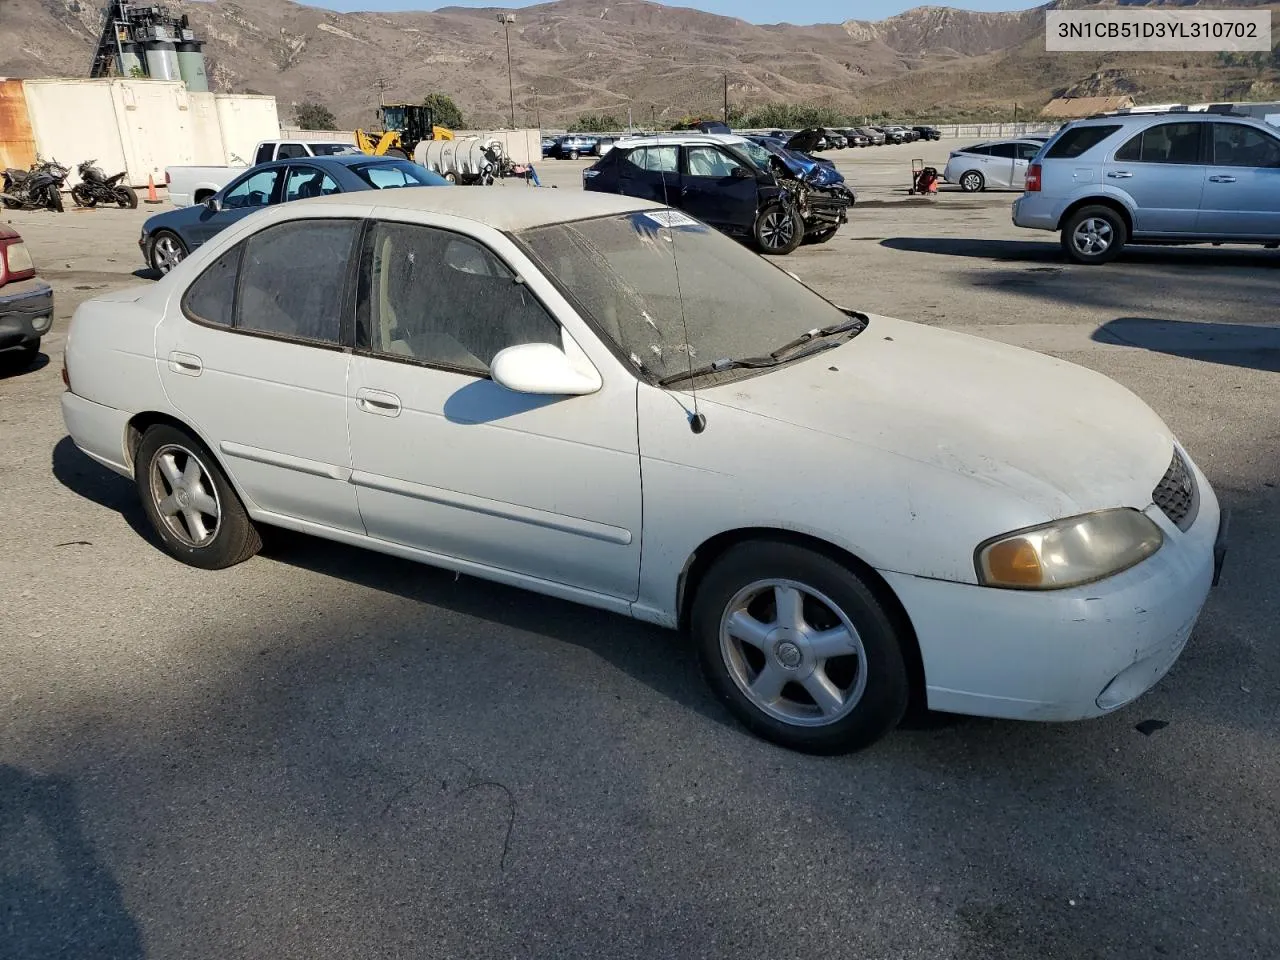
xmin=2 ymin=144 xmax=1279 ymax=960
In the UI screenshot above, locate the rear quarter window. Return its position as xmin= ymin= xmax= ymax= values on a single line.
xmin=1044 ymin=125 xmax=1123 ymax=160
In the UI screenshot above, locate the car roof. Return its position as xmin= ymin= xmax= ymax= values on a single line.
xmin=614 ymin=133 xmax=750 ymax=149
xmin=250 ymin=154 xmax=408 ymax=171
xmin=1069 ymin=111 xmax=1273 ymax=130
xmin=296 ymin=186 xmax=662 ymax=231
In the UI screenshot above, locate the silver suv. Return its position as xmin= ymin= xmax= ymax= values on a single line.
xmin=1012 ymin=111 xmax=1280 ymax=264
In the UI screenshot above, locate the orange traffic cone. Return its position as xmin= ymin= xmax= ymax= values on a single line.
xmin=144 ymin=175 xmax=162 ymax=204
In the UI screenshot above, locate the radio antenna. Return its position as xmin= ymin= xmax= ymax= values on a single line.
xmin=659 ymin=150 xmax=706 ymax=434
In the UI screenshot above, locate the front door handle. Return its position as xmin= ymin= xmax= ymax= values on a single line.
xmin=167 ymin=351 xmax=202 ymax=376
xmin=1107 ymin=171 xmax=1134 ymax=179
xmin=1208 ymin=175 xmax=1237 ymax=183
xmin=355 ymin=388 xmax=401 ymax=418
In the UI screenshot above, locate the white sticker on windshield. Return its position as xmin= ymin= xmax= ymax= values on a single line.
xmin=643 ymin=210 xmax=699 ymax=228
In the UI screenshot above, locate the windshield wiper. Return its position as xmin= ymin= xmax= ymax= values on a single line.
xmin=657 ymin=341 xmax=841 ymax=388
xmin=768 ymin=313 xmax=868 ymax=359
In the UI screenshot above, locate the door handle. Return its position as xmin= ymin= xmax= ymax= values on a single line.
xmin=355 ymin=388 xmax=401 ymax=418
xmin=167 ymin=351 xmax=202 ymax=376
xmin=1107 ymin=171 xmax=1134 ymax=179
xmin=1208 ymin=175 xmax=1237 ymax=183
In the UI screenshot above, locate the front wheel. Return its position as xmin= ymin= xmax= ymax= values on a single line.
xmin=1061 ymin=205 xmax=1127 ymax=265
xmin=691 ymin=541 xmax=910 ymax=754
xmin=804 ymin=227 xmax=838 ymax=245
xmin=115 ymin=185 xmax=139 ymax=209
xmin=71 ymin=185 xmax=96 ymax=208
xmin=149 ymin=230 xmax=188 ymax=274
xmin=46 ymin=189 xmax=64 ymax=213
xmin=753 ymin=204 xmax=804 ymax=256
xmin=959 ymin=170 xmax=985 ymax=192
xmin=135 ymin=424 xmax=262 ymax=570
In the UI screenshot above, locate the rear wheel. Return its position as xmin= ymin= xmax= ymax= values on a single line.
xmin=115 ymin=185 xmax=139 ymax=208
xmin=149 ymin=230 xmax=188 ymax=274
xmin=569 ymin=149 xmax=580 ymax=160
xmin=691 ymin=541 xmax=910 ymax=754
xmin=1061 ymin=205 xmax=1127 ymax=265
xmin=959 ymin=170 xmax=985 ymax=192
xmin=135 ymin=424 xmax=262 ymax=570
xmin=754 ymin=204 xmax=804 ymax=256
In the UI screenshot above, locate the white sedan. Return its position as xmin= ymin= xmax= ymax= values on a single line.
xmin=60 ymin=189 xmax=1226 ymax=754
xmin=943 ymin=138 xmax=1046 ymax=192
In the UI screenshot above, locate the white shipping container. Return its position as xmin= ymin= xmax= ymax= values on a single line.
xmin=215 ymin=95 xmax=281 ymax=166
xmin=111 ymin=80 xmax=199 ymax=185
xmin=21 ymin=79 xmax=129 ymax=187
xmin=188 ymin=91 xmax=228 ymax=165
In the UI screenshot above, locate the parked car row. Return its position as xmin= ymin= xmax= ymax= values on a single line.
xmin=541 ymin=135 xmax=617 ymax=160
xmin=761 ymin=125 xmax=940 ymax=149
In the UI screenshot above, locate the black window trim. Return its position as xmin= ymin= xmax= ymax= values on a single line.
xmin=352 ymin=217 xmax=567 ymax=382
xmin=179 ymin=215 xmax=366 ymax=354
xmin=1210 ymin=121 xmax=1280 ymax=168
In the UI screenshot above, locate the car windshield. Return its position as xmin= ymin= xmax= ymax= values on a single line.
xmin=517 ymin=211 xmax=855 ymax=385
xmin=735 ymin=140 xmax=775 ymax=173
xmin=350 ymin=160 xmax=449 ymax=189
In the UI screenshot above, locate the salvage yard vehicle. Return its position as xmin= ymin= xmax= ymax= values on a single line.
xmin=1014 ymin=109 xmax=1280 ymax=264
xmin=0 ymin=224 xmax=53 ymax=370
xmin=583 ymin=133 xmax=851 ymax=254
xmin=71 ymin=160 xmax=138 ymax=209
xmin=355 ymin=103 xmax=455 ymax=160
xmin=61 ymin=189 xmax=1226 ymax=755
xmin=944 ymin=138 xmax=1045 ymax=192
xmin=2 ymin=158 xmax=69 ymax=212
xmin=164 ymin=139 xmax=360 ymax=208
xmin=140 ymin=155 xmax=448 ymax=274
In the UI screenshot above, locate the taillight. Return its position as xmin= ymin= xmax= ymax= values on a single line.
xmin=61 ymin=353 xmax=70 ymax=390
xmin=165 ymin=170 xmax=171 ymax=185
xmin=0 ymin=237 xmax=36 ymax=285
xmin=1025 ymin=163 xmax=1042 ymax=193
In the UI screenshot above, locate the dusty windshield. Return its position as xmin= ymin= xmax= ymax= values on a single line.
xmin=517 ymin=211 xmax=852 ymax=384
xmin=735 ymin=140 xmax=774 ymax=173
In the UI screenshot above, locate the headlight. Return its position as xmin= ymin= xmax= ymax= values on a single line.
xmin=976 ymin=508 xmax=1163 ymax=590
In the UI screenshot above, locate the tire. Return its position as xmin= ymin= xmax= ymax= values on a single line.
xmin=1061 ymin=205 xmax=1127 ymax=265
xmin=71 ymin=185 xmax=96 ymax=208
xmin=569 ymin=150 xmax=580 ymax=160
xmin=691 ymin=541 xmax=910 ymax=754
xmin=804 ymin=227 xmax=838 ymax=245
xmin=47 ymin=189 xmax=64 ymax=213
xmin=134 ymin=424 xmax=262 ymax=570
xmin=115 ymin=185 xmax=139 ymax=209
xmin=149 ymin=230 xmax=188 ymax=275
xmin=753 ymin=204 xmax=804 ymax=256
xmin=959 ymin=170 xmax=985 ymax=193
xmin=1 ymin=340 xmax=39 ymax=372
xmin=444 ymin=171 xmax=458 ymax=184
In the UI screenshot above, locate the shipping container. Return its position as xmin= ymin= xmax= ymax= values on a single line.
xmin=0 ymin=78 xmax=36 ymax=172
xmin=214 ymin=94 xmax=281 ymax=166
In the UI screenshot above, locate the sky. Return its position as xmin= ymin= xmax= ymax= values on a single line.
xmin=306 ymin=1 xmax=1042 ymax=24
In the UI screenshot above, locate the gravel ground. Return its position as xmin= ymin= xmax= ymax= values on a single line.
xmin=1 ymin=143 xmax=1277 ymax=959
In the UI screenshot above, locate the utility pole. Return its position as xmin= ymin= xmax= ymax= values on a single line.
xmin=723 ymin=72 xmax=729 ymax=126
xmin=497 ymin=13 xmax=517 ymax=129
xmin=531 ymin=86 xmax=540 ymax=129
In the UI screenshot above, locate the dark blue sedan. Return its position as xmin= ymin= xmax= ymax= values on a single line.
xmin=140 ymin=155 xmax=449 ymax=274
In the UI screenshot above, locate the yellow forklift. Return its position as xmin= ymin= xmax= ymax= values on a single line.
xmin=355 ymin=103 xmax=454 ymax=159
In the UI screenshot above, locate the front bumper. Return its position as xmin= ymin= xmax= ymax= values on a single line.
xmin=0 ymin=278 xmax=54 ymax=350
xmin=884 ymin=465 xmax=1222 ymax=722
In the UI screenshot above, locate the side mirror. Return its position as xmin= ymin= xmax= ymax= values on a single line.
xmin=490 ymin=342 xmax=602 ymax=396
xmin=731 ymin=166 xmax=753 ymax=179
xmin=204 ymin=196 xmax=220 ymax=213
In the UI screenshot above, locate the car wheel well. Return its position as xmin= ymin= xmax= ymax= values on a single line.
xmin=193 ymin=189 xmax=215 ymax=204
xmin=676 ymin=528 xmax=927 ymax=711
xmin=126 ymin=412 xmax=203 ymax=470
xmin=1058 ymin=197 xmax=1132 ymax=234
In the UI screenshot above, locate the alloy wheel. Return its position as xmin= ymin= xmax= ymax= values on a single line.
xmin=761 ymin=210 xmax=796 ymax=250
xmin=1072 ymin=217 xmax=1113 ymax=256
xmin=153 ymin=235 xmax=185 ymax=273
xmin=148 ymin=444 xmax=222 ymax=547
xmin=718 ymin=579 xmax=868 ymax=727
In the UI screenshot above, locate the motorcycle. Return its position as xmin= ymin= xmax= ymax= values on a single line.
xmin=1 ymin=158 xmax=68 ymax=212
xmin=71 ymin=160 xmax=139 ymax=209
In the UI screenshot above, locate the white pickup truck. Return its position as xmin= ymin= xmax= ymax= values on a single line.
xmin=164 ymin=138 xmax=357 ymax=207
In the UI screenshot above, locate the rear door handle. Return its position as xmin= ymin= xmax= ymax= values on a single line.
xmin=355 ymin=388 xmax=401 ymax=418
xmin=167 ymin=351 xmax=202 ymax=376
xmin=1208 ymin=175 xmax=1237 ymax=183
xmin=1107 ymin=171 xmax=1134 ymax=179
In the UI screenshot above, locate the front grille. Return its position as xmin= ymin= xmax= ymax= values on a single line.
xmin=1153 ymin=449 xmax=1198 ymax=531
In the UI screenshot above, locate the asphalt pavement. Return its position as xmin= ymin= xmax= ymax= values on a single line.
xmin=2 ymin=145 xmax=1278 ymax=959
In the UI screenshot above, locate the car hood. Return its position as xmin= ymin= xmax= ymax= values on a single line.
xmin=699 ymin=315 xmax=1173 ymax=516
xmin=785 ymin=129 xmax=824 ymax=153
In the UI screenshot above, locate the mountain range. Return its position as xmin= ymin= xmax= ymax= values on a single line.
xmin=0 ymin=0 xmax=1276 ymax=128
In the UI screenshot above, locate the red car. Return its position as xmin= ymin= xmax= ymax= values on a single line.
xmin=0 ymin=224 xmax=53 ymax=369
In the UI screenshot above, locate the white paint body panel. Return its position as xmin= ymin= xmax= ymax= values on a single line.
xmin=59 ymin=191 xmax=1220 ymax=726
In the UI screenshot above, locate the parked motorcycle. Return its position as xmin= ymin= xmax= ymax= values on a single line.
xmin=1 ymin=159 xmax=68 ymax=212
xmin=72 ymin=160 xmax=139 ymax=209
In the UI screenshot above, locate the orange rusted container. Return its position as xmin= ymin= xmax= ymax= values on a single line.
xmin=0 ymin=79 xmax=37 ymax=171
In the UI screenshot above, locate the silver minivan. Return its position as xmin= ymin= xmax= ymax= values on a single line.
xmin=1012 ymin=111 xmax=1280 ymax=264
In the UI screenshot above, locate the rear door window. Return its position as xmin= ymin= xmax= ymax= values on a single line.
xmin=1211 ymin=124 xmax=1280 ymax=167
xmin=961 ymin=144 xmax=991 ymax=155
xmin=1113 ymin=122 xmax=1205 ymax=164
xmin=182 ymin=245 xmax=241 ymax=327
xmin=285 ymin=166 xmax=340 ymax=201
xmin=986 ymin=142 xmax=1019 ymax=159
xmin=1044 ymin=124 xmax=1122 ymax=159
